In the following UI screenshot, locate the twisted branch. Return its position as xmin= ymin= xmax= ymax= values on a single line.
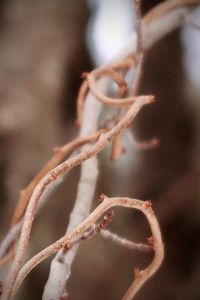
xmin=11 ymin=196 xmax=164 ymax=300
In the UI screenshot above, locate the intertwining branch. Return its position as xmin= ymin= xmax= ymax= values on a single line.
xmin=0 ymin=0 xmax=200 ymax=299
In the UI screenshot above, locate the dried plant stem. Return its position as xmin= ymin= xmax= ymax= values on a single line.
xmin=1 ymin=1 xmax=200 ymax=299
xmin=11 ymin=132 xmax=101 ymax=227
xmin=0 ymin=132 xmax=100 ymax=267
xmin=12 ymin=196 xmax=163 ymax=299
xmin=1 ymin=96 xmax=152 ymax=300
xmin=43 ymin=1 xmax=200 ymax=298
xmin=143 ymin=0 xmax=200 ymax=26
xmin=100 ymin=229 xmax=152 ymax=253
xmin=76 ymin=63 xmax=132 ymax=125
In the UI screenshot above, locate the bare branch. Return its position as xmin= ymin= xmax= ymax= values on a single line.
xmin=0 ymin=132 xmax=100 ymax=267
xmin=11 ymin=197 xmax=163 ymax=300
xmin=1 ymin=96 xmax=152 ymax=300
xmin=100 ymin=229 xmax=152 ymax=253
xmin=1 ymin=1 xmax=199 ymax=299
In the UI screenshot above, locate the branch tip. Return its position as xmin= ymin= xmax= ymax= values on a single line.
xmin=81 ymin=72 xmax=89 ymax=79
xmin=148 ymin=95 xmax=155 ymax=103
xmin=100 ymin=210 xmax=114 ymax=229
xmin=150 ymin=138 xmax=159 ymax=147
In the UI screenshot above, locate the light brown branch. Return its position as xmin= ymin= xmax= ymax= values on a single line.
xmin=100 ymin=229 xmax=152 ymax=253
xmin=1 ymin=96 xmax=153 ymax=300
xmin=12 ymin=196 xmax=164 ymax=299
xmin=0 ymin=132 xmax=100 ymax=268
xmin=87 ymin=70 xmax=137 ymax=107
xmin=142 ymin=0 xmax=200 ymax=26
xmin=2 ymin=1 xmax=199 ymax=298
xmin=76 ymin=57 xmax=135 ymax=126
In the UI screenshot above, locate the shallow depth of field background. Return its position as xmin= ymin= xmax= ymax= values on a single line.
xmin=0 ymin=0 xmax=200 ymax=299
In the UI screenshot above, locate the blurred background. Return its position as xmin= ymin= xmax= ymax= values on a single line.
xmin=0 ymin=0 xmax=200 ymax=299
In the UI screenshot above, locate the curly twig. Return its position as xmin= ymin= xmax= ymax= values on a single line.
xmin=1 ymin=95 xmax=153 ymax=300
xmin=11 ymin=196 xmax=164 ymax=300
xmin=0 ymin=132 xmax=101 ymax=267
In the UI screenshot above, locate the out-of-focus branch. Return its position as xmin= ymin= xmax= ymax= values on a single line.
xmin=182 ymin=12 xmax=200 ymax=30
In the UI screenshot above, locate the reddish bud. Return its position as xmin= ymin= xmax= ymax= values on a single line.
xmin=99 ymin=193 xmax=106 ymax=202
xmin=63 ymin=242 xmax=70 ymax=253
xmin=149 ymin=95 xmax=155 ymax=103
xmin=100 ymin=210 xmax=114 ymax=229
xmin=50 ymin=172 xmax=57 ymax=181
xmin=147 ymin=236 xmax=154 ymax=246
xmin=99 ymin=127 xmax=109 ymax=134
xmin=145 ymin=200 xmax=152 ymax=208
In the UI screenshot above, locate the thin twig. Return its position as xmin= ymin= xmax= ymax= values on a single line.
xmin=11 ymin=196 xmax=164 ymax=300
xmin=43 ymin=1 xmax=200 ymax=298
xmin=100 ymin=229 xmax=152 ymax=253
xmin=87 ymin=70 xmax=136 ymax=107
xmin=0 ymin=132 xmax=101 ymax=267
xmin=126 ymin=130 xmax=159 ymax=151
xmin=142 ymin=0 xmax=200 ymax=26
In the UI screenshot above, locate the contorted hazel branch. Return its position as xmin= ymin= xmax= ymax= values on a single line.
xmin=76 ymin=56 xmax=135 ymax=126
xmin=1 ymin=0 xmax=200 ymax=299
xmin=1 ymin=95 xmax=153 ymax=300
xmin=0 ymin=131 xmax=101 ymax=268
xmin=10 ymin=196 xmax=163 ymax=300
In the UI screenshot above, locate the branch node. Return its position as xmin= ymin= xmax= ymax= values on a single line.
xmin=147 ymin=236 xmax=154 ymax=246
xmin=98 ymin=193 xmax=106 ymax=202
xmin=134 ymin=268 xmax=141 ymax=278
xmin=53 ymin=146 xmax=62 ymax=153
xmin=100 ymin=210 xmax=115 ymax=229
xmin=148 ymin=95 xmax=155 ymax=104
xmin=62 ymin=242 xmax=70 ymax=253
xmin=145 ymin=200 xmax=153 ymax=208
